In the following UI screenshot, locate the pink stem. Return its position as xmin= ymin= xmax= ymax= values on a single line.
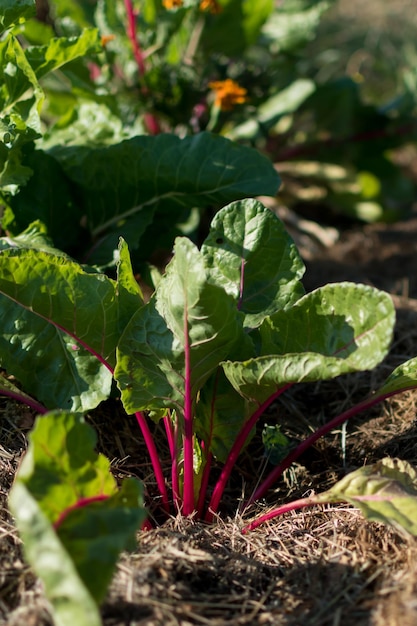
xmin=197 ymin=450 xmax=213 ymax=518
xmin=143 ymin=112 xmax=162 ymax=135
xmin=182 ymin=315 xmax=195 ymax=515
xmin=0 ymin=388 xmax=47 ymax=414
xmin=244 ymin=385 xmax=417 ymax=508
xmin=135 ymin=411 xmax=170 ymax=513
xmin=141 ymin=518 xmax=153 ymax=531
xmin=123 ymin=1 xmax=161 ymax=135
xmin=164 ymin=413 xmax=175 ymax=460
xmin=241 ymin=495 xmax=320 ymax=534
xmin=171 ymin=417 xmax=181 ymax=510
xmin=124 ymin=0 xmax=146 ymax=76
xmin=205 ymin=384 xmax=292 ymax=522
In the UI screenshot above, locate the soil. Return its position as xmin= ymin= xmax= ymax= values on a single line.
xmin=1 ymin=204 xmax=417 ymax=626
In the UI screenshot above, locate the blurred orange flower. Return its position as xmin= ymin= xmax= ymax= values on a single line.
xmin=208 ymin=79 xmax=248 ymax=111
xmin=162 ymin=0 xmax=183 ymax=8
xmin=199 ymin=0 xmax=222 ymax=13
xmin=100 ymin=34 xmax=116 ymax=47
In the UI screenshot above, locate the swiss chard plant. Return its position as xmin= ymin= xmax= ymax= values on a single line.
xmin=3 ymin=199 xmax=417 ymax=625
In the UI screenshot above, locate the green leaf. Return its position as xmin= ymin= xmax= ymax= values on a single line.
xmin=0 ymin=33 xmax=43 ymax=192
xmin=0 ymin=295 xmax=112 ymax=411
xmin=2 ymin=150 xmax=82 ymax=250
xmin=115 ymin=238 xmax=144 ymax=333
xmin=0 ymin=0 xmax=35 ymax=33
xmin=15 ymin=412 xmax=117 ymax=523
xmin=0 ymin=219 xmax=70 ymax=255
xmin=9 ymin=482 xmax=103 ymax=626
xmin=262 ymin=424 xmax=291 ymax=465
xmin=374 ymin=357 xmax=417 ymax=397
xmin=0 ymin=242 xmax=140 ymax=410
xmin=320 ymin=458 xmax=417 ymax=535
xmin=115 ymin=237 xmax=246 ymax=415
xmin=26 ymin=28 xmax=100 ymax=79
xmin=201 ymin=199 xmax=304 ymax=328
xmin=223 ymin=283 xmax=395 ymax=402
xmin=9 ymin=412 xmax=145 ymax=625
xmin=57 ymin=478 xmax=144 ymax=602
xmin=41 ymin=132 xmax=280 ymax=262
xmin=0 ymin=35 xmax=42 ymax=113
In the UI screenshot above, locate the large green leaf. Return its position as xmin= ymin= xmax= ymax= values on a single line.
xmin=28 ymin=132 xmax=279 ymax=262
xmin=319 ymin=458 xmax=417 ymax=535
xmin=0 ymin=241 xmax=140 ymax=410
xmin=0 ymin=297 xmax=111 ymax=411
xmin=223 ymin=283 xmax=395 ymax=402
xmin=115 ymin=237 xmax=246 ymax=415
xmin=201 ymin=199 xmax=305 ymax=328
xmin=9 ymin=412 xmax=145 ymax=626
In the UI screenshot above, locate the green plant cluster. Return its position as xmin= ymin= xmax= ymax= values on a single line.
xmin=2 ymin=2 xmax=417 ymax=626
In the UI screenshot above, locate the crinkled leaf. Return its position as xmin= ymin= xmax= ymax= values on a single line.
xmin=9 ymin=412 xmax=145 ymax=625
xmin=318 ymin=458 xmax=417 ymax=535
xmin=201 ymin=199 xmax=304 ymax=328
xmin=115 ymin=237 xmax=246 ymax=415
xmin=223 ymin=283 xmax=394 ymax=402
xmin=0 ymin=35 xmax=43 ymax=191
xmin=26 ymin=28 xmax=100 ymax=78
